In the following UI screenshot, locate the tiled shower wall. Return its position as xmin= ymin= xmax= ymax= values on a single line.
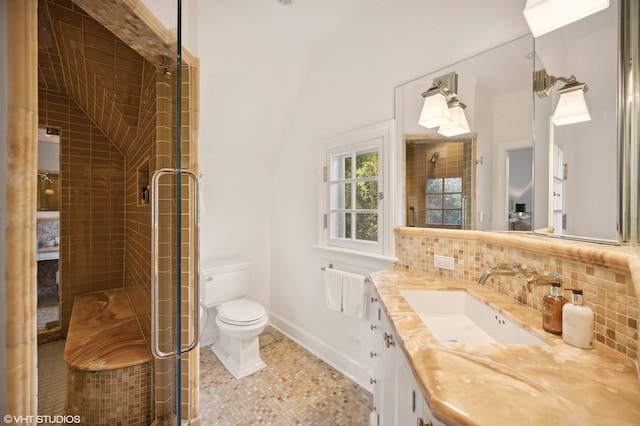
xmin=122 ymin=62 xmax=158 ymax=345
xmin=394 ymin=228 xmax=639 ymax=362
xmin=405 ymin=139 xmax=475 ymax=229
xmin=39 ymin=89 xmax=125 ymax=336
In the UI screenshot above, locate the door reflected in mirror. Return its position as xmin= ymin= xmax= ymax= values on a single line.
xmin=507 ymin=147 xmax=533 ymax=231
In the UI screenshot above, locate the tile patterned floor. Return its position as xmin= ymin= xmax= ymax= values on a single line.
xmin=199 ymin=327 xmax=372 ymax=425
xmin=37 ymin=327 xmax=372 ymax=425
xmin=37 ymin=339 xmax=67 ymax=425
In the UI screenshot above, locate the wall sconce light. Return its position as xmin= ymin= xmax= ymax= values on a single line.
xmin=534 ymin=69 xmax=591 ymax=126
xmin=523 ymin=0 xmax=610 ymax=37
xmin=515 ymin=203 xmax=526 ymax=217
xmin=438 ymin=100 xmax=470 ymax=137
xmin=418 ymin=72 xmax=470 ymax=137
xmin=418 ymin=85 xmax=452 ymax=128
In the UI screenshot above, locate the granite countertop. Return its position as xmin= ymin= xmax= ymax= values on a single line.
xmin=371 ymin=268 xmax=640 ymax=426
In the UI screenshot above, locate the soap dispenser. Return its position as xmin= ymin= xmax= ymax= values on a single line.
xmin=542 ymin=282 xmax=567 ymax=335
xmin=562 ymin=289 xmax=594 ymax=349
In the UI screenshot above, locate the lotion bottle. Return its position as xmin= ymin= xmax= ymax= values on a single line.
xmin=542 ymin=282 xmax=567 ymax=335
xmin=562 ymin=289 xmax=594 ymax=349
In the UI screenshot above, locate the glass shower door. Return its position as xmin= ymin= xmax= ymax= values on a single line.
xmin=150 ymin=1 xmax=201 ymax=422
xmin=151 ymin=168 xmax=201 ymax=423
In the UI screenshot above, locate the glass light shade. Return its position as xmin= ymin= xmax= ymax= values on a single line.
xmin=552 ymin=88 xmax=591 ymax=126
xmin=418 ymin=91 xmax=452 ymax=129
xmin=437 ymin=104 xmax=470 ymax=137
xmin=523 ymin=0 xmax=609 ymax=37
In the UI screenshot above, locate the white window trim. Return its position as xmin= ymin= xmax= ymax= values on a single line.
xmin=318 ymin=120 xmax=395 ymax=258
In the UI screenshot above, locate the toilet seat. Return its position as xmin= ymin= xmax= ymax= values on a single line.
xmin=217 ymin=299 xmax=266 ymax=326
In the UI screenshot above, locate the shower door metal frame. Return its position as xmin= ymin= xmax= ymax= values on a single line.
xmin=150 ymin=168 xmax=201 ymax=359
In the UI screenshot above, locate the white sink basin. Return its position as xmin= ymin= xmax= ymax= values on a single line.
xmin=401 ymin=290 xmax=547 ymax=346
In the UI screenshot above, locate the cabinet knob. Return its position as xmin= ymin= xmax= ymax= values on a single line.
xmin=383 ymin=332 xmax=395 ymax=348
xmin=370 ymin=351 xmax=377 ymax=358
xmin=370 ymin=378 xmax=377 ymax=385
xmin=371 ymin=296 xmax=378 ymax=303
xmin=370 ymin=324 xmax=378 ymax=330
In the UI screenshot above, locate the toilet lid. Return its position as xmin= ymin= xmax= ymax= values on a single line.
xmin=217 ymin=299 xmax=266 ymax=326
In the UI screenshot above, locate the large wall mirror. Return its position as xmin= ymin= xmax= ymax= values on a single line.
xmin=37 ymin=127 xmax=60 ymax=212
xmin=395 ymin=35 xmax=535 ymax=232
xmin=532 ymin=1 xmax=618 ymax=242
xmin=395 ymin=2 xmax=622 ymax=243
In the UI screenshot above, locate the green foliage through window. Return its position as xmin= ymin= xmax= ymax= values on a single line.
xmin=329 ymin=148 xmax=379 ymax=243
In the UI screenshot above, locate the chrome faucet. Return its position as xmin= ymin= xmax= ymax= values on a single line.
xmin=523 ymin=267 xmax=562 ymax=292
xmin=477 ymin=261 xmax=521 ymax=284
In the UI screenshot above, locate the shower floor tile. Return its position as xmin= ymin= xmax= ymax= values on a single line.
xmin=37 ymin=326 xmax=372 ymax=425
xmin=37 ymin=339 xmax=67 ymax=425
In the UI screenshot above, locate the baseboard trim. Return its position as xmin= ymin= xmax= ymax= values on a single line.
xmin=269 ymin=313 xmax=373 ymax=393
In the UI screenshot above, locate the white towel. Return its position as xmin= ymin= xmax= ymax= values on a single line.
xmin=342 ymin=272 xmax=367 ymax=319
xmin=324 ymin=268 xmax=343 ymax=312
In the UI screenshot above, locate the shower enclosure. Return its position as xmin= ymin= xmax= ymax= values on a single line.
xmin=149 ymin=1 xmax=202 ymax=422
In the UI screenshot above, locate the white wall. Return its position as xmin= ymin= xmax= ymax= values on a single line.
xmin=144 ymin=0 xmax=530 ymax=390
xmin=140 ymin=0 xmax=198 ymax=56
xmin=196 ymin=1 xmax=310 ymax=310
xmin=268 ymin=0 xmax=529 ymax=388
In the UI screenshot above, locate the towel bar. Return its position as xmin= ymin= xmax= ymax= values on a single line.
xmin=320 ymin=264 xmax=371 ymax=283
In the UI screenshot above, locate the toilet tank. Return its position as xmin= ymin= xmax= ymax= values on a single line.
xmin=201 ymin=259 xmax=251 ymax=307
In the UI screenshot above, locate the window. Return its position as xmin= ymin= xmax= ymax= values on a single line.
xmin=328 ymin=146 xmax=379 ymax=243
xmin=321 ymin=121 xmax=393 ymax=255
xmin=425 ymin=177 xmax=462 ymax=227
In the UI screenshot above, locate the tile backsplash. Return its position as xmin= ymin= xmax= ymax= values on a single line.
xmin=37 ymin=218 xmax=59 ymax=247
xmin=394 ymin=228 xmax=639 ymax=362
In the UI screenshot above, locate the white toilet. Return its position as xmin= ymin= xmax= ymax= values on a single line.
xmin=200 ymin=259 xmax=268 ymax=379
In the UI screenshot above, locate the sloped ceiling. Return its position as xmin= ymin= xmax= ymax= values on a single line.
xmin=37 ymin=0 xmax=169 ymax=153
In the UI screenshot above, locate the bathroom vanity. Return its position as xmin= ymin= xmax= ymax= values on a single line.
xmin=369 ymin=269 xmax=640 ymax=425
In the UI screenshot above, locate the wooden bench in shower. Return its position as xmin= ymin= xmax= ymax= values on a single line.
xmin=64 ymin=288 xmax=153 ymax=425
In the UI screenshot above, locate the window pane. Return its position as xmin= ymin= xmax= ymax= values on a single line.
xmin=426 ymin=178 xmax=443 ymax=193
xmin=330 ymin=212 xmax=351 ymax=239
xmin=426 ymin=194 xmax=442 ymax=209
xmin=355 ymin=213 xmax=377 ymax=241
xmin=444 ymin=177 xmax=462 ymax=193
xmin=356 ymin=181 xmax=378 ymax=209
xmin=426 ymin=210 xmax=442 ymax=225
xmin=330 ymin=183 xmax=351 ymax=209
xmin=444 ymin=193 xmax=462 ymax=209
xmin=355 ymin=149 xmax=378 ymax=178
xmin=331 ymin=153 xmax=352 ymax=180
xmin=444 ymin=210 xmax=461 ymax=225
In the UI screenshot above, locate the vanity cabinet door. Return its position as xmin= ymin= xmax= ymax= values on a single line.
xmin=396 ymin=346 xmax=426 ymax=426
xmin=373 ymin=305 xmax=446 ymax=426
xmin=370 ymin=301 xmax=397 ymax=426
xmin=379 ymin=309 xmax=397 ymax=426
xmin=370 ymin=297 xmax=383 ymax=424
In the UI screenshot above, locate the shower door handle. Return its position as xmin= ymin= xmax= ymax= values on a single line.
xmin=151 ymin=168 xmax=201 ymax=359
